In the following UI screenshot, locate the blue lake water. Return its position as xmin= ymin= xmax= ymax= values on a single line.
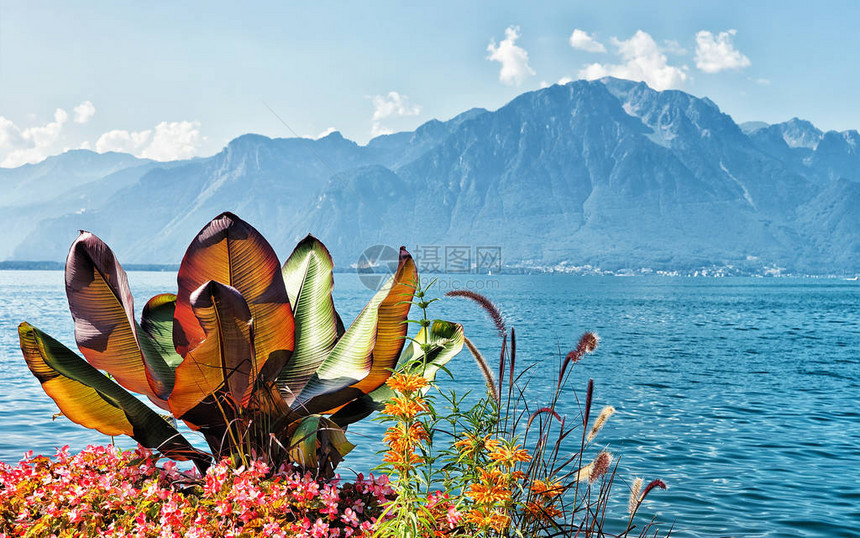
xmin=1 ymin=271 xmax=858 ymax=537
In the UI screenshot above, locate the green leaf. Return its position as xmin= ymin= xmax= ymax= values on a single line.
xmin=277 ymin=236 xmax=340 ymax=406
xmin=288 ymin=415 xmax=354 ymax=469
xmin=137 ymin=293 xmax=183 ymax=398
xmin=19 ymin=322 xmax=209 ymax=471
xmin=294 ymin=248 xmax=417 ymax=416
xmin=330 ymin=320 xmax=464 ymax=427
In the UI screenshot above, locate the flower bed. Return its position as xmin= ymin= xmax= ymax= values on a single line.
xmin=0 ymin=445 xmax=394 ymax=537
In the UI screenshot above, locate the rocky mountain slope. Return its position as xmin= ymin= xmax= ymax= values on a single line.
xmin=3 ymin=78 xmax=858 ymax=274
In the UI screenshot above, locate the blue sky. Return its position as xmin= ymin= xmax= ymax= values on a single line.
xmin=1 ymin=0 xmax=858 ymax=167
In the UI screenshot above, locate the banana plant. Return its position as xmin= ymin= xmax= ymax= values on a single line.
xmin=18 ymin=212 xmax=464 ymax=475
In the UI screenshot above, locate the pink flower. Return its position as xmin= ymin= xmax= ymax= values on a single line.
xmin=311 ymin=518 xmax=329 ymax=538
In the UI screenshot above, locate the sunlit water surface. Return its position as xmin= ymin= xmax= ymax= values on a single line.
xmin=1 ymin=271 xmax=858 ymax=537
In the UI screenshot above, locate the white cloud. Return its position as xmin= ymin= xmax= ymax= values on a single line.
xmin=371 ymin=91 xmax=421 ymax=137
xmin=73 ymin=101 xmax=96 ymax=124
xmin=662 ymin=39 xmax=688 ymax=55
xmin=487 ymin=26 xmax=536 ymax=86
xmin=577 ymin=30 xmax=688 ymax=90
xmin=372 ymin=91 xmax=421 ymax=121
xmin=95 ymin=129 xmax=152 ymax=155
xmin=95 ymin=121 xmax=203 ymax=161
xmin=0 ymin=107 xmax=69 ymax=167
xmin=753 ymin=77 xmax=771 ymax=85
xmin=313 ymin=127 xmax=337 ymax=139
xmin=0 ymin=101 xmax=204 ymax=167
xmin=694 ymin=30 xmax=751 ymax=73
xmin=569 ymin=29 xmax=606 ymax=53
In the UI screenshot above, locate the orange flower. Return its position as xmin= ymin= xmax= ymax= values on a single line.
xmin=453 ymin=433 xmax=493 ymax=459
xmin=488 ymin=442 xmax=531 ymax=468
xmin=468 ymin=482 xmax=511 ymax=506
xmin=484 ymin=438 xmax=503 ymax=452
xmin=383 ymin=423 xmax=429 ymax=452
xmin=381 ymin=396 xmax=427 ymax=420
xmin=530 ymin=478 xmax=563 ymax=499
xmin=478 ymin=467 xmax=508 ymax=488
xmin=386 ymin=372 xmax=428 ymax=395
xmin=523 ymin=500 xmax=563 ymax=520
xmin=464 ymin=508 xmax=510 ymax=532
xmin=383 ymin=449 xmax=423 ymax=471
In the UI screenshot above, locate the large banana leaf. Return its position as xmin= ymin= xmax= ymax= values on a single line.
xmin=330 ymin=320 xmax=464 ymax=427
xmin=346 ymin=247 xmax=416 ymax=395
xmin=173 ymin=212 xmax=294 ymax=384
xmin=289 ymin=248 xmax=416 ymax=415
xmin=19 ymin=322 xmax=208 ymax=470
xmin=168 ymin=281 xmax=255 ymax=422
xmin=65 ymin=232 xmax=171 ymax=407
xmin=277 ymin=236 xmax=340 ymax=406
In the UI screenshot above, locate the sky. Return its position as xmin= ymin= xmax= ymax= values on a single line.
xmin=1 ymin=0 xmax=858 ymax=168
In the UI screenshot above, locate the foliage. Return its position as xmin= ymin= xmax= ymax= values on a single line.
xmin=17 ymin=212 xmax=463 ymax=475
xmin=0 ymin=444 xmax=395 ymax=537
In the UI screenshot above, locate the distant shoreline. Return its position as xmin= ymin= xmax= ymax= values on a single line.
xmin=1 ymin=260 xmax=857 ymax=279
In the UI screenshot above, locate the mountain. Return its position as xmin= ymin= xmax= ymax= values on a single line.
xmin=3 ymin=78 xmax=859 ymax=274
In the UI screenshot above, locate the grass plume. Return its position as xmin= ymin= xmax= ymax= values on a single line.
xmin=446 ymin=289 xmax=506 ymax=337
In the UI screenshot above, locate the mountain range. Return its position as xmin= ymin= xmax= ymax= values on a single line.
xmin=2 ymin=77 xmax=858 ymax=275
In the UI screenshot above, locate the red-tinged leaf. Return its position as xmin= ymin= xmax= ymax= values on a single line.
xmin=168 ymin=281 xmax=255 ymax=421
xmin=65 ymin=232 xmax=170 ymax=408
xmin=347 ymin=247 xmax=416 ymax=395
xmin=173 ymin=212 xmax=294 ymax=393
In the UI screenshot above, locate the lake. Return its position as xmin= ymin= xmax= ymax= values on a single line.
xmin=1 ymin=271 xmax=858 ymax=537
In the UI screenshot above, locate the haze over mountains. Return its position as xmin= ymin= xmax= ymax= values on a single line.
xmin=2 ymin=78 xmax=858 ymax=275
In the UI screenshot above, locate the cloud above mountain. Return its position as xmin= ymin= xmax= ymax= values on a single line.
xmin=694 ymin=30 xmax=751 ymax=73
xmin=0 ymin=107 xmax=71 ymax=167
xmin=370 ymin=91 xmax=421 ymax=136
xmin=487 ymin=26 xmax=536 ymax=86
xmin=569 ymin=29 xmax=607 ymax=53
xmin=0 ymin=99 xmax=206 ymax=167
xmin=73 ymin=101 xmax=96 ymax=124
xmin=578 ymin=30 xmax=688 ymax=90
xmin=95 ymin=120 xmax=204 ymax=161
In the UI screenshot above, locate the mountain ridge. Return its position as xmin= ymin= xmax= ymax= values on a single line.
xmin=2 ymin=78 xmax=858 ymax=275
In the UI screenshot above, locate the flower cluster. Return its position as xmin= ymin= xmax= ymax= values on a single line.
xmin=457 ymin=438 xmax=532 ymax=532
xmin=381 ymin=372 xmax=431 ymax=475
xmin=0 ymin=445 xmax=395 ymax=537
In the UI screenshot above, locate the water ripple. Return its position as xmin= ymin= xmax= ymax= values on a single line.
xmin=1 ymin=272 xmax=858 ymax=537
